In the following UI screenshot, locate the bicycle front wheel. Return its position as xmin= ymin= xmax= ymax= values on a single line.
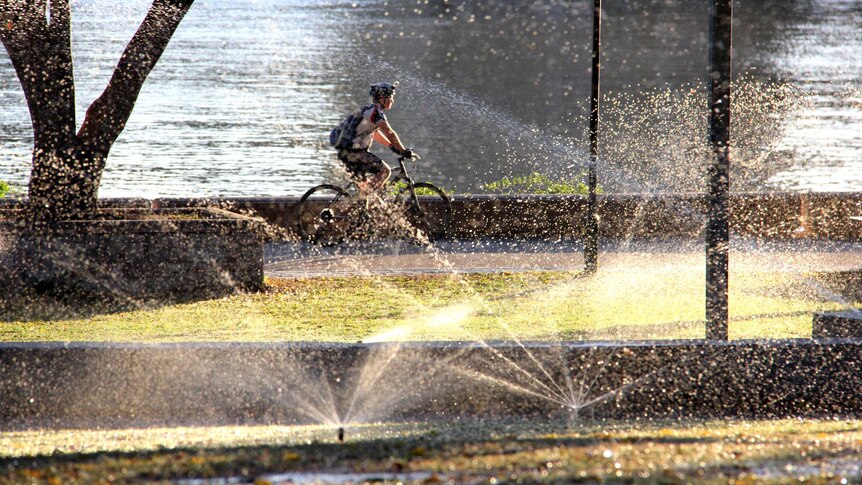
xmin=295 ymin=184 xmax=352 ymax=244
xmin=396 ymin=182 xmax=452 ymax=241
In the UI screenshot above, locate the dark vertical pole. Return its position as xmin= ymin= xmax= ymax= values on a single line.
xmin=584 ymin=0 xmax=601 ymax=274
xmin=706 ymin=0 xmax=732 ymax=340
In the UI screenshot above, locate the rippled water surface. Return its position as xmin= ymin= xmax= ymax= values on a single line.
xmin=0 ymin=0 xmax=859 ymax=197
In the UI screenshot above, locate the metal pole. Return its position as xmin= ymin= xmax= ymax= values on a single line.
xmin=584 ymin=0 xmax=601 ymax=274
xmin=706 ymin=0 xmax=732 ymax=340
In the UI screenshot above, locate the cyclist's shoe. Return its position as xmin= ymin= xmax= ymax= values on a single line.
xmin=410 ymin=228 xmax=427 ymax=246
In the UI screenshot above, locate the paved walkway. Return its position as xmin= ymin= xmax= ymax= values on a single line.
xmin=265 ymin=239 xmax=862 ymax=278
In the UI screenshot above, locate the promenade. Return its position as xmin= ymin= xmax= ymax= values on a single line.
xmin=265 ymin=238 xmax=862 ymax=278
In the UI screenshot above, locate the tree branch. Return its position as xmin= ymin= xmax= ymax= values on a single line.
xmin=78 ymin=0 xmax=194 ymax=151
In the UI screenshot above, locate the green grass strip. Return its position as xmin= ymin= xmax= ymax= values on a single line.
xmin=2 ymin=269 xmax=857 ymax=343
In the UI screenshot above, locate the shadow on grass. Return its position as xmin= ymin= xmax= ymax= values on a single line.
xmin=6 ymin=418 xmax=862 ymax=483
xmin=0 ymin=283 xmax=245 ymax=322
xmin=0 ymin=422 xmax=730 ymax=483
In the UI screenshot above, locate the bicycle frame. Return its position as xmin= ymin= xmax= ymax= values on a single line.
xmin=341 ymin=155 xmax=421 ymax=206
xmin=391 ymin=156 xmax=423 ymax=215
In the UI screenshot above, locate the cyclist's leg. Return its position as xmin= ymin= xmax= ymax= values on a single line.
xmin=337 ymin=150 xmax=388 ymax=233
xmin=336 ymin=149 xmax=362 ymax=180
xmin=349 ymin=150 xmax=390 ymax=192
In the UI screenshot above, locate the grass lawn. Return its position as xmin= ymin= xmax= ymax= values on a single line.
xmin=3 ymin=418 xmax=862 ymax=483
xmin=1 ymin=268 xmax=858 ymax=342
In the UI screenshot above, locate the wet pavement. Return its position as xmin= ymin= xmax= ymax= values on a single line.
xmin=265 ymin=238 xmax=862 ymax=278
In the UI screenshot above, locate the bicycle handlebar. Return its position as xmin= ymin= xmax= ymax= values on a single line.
xmin=394 ymin=153 xmax=421 ymax=181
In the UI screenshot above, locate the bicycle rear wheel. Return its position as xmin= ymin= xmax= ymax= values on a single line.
xmin=295 ymin=184 xmax=352 ymax=244
xmin=396 ymin=182 xmax=452 ymax=241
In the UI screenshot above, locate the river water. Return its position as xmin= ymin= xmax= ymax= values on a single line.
xmin=0 ymin=0 xmax=859 ymax=197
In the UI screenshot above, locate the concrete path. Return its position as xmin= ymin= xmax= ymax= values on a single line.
xmin=265 ymin=238 xmax=862 ymax=278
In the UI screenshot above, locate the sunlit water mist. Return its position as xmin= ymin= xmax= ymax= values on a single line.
xmin=586 ymin=75 xmax=814 ymax=193
xmin=318 ymin=243 xmax=688 ymax=421
xmin=347 ymin=54 xmax=636 ymax=190
xmin=259 ymin=207 xmax=487 ymax=427
xmin=265 ymin=233 xmax=862 ymax=421
xmin=435 ymin=242 xmax=859 ymax=417
xmin=451 ymin=345 xmax=668 ymax=420
xmin=315 ymin=58 xmax=824 ymax=195
xmin=362 ymin=303 xmax=475 ymax=343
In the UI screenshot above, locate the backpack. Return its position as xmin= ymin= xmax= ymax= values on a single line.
xmin=329 ymin=104 xmax=372 ymax=150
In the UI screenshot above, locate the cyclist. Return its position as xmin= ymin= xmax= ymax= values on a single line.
xmin=336 ymin=82 xmax=418 ymax=193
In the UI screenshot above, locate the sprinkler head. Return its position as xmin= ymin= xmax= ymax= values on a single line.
xmin=337 ymin=427 xmax=344 ymax=442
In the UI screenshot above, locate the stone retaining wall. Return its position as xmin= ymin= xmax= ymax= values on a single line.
xmin=3 ymin=340 xmax=862 ymax=428
xmin=4 ymin=193 xmax=860 ymax=240
xmin=0 ymin=208 xmax=265 ymax=314
xmin=153 ymin=192 xmax=862 ymax=240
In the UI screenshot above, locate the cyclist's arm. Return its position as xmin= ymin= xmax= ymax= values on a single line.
xmin=376 ymin=120 xmax=406 ymax=154
xmin=372 ymin=130 xmax=391 ymax=147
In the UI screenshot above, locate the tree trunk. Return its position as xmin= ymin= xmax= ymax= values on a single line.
xmin=27 ymin=147 xmax=106 ymax=219
xmin=0 ymin=0 xmax=194 ymax=220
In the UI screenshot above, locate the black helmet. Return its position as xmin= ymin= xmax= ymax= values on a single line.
xmin=369 ymin=82 xmax=398 ymax=99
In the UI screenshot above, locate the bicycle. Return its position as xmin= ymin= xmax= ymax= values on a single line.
xmin=294 ymin=155 xmax=452 ymax=244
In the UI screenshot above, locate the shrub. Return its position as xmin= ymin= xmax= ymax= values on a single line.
xmin=481 ymin=172 xmax=602 ymax=195
xmin=388 ymin=180 xmax=441 ymax=196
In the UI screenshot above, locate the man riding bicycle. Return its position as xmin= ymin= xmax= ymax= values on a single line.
xmin=334 ymin=82 xmax=418 ymax=193
xmin=304 ymin=84 xmax=450 ymax=242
